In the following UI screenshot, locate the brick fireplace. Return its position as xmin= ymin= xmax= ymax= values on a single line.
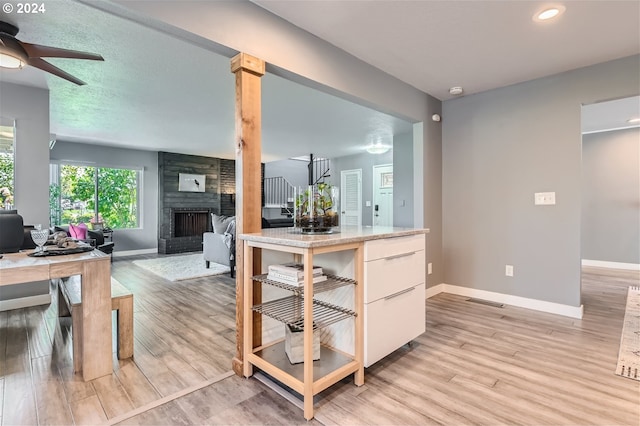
xmin=157 ymin=152 xmax=236 ymax=254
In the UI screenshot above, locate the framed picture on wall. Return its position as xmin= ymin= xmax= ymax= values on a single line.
xmin=178 ymin=173 xmax=206 ymax=192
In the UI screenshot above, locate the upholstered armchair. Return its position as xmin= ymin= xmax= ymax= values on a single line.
xmin=203 ymin=214 xmax=236 ymax=278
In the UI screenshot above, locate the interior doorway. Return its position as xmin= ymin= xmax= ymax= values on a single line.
xmin=372 ymin=164 xmax=393 ymax=226
xmin=340 ymin=168 xmax=362 ymax=226
xmin=581 ymin=96 xmax=640 ymax=272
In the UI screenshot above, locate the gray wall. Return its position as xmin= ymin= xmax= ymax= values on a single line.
xmin=582 ymin=128 xmax=640 ymax=264
xmin=263 ymin=158 xmax=308 ymax=219
xmin=0 ymin=82 xmax=51 ymax=302
xmin=422 ymin=98 xmax=443 ymax=287
xmin=264 ymin=159 xmax=308 ymax=186
xmin=393 ymin=132 xmax=414 ymax=227
xmin=329 ymin=150 xmax=393 ymax=227
xmin=442 ymin=55 xmax=640 ymax=307
xmin=51 ymin=141 xmax=159 ymax=252
xmin=0 ymin=82 xmax=50 ymax=227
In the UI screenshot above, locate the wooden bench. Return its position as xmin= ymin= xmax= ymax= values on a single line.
xmin=58 ymin=275 xmax=134 ymax=372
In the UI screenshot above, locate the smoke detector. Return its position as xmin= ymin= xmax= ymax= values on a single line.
xmin=449 ymin=86 xmax=464 ymax=96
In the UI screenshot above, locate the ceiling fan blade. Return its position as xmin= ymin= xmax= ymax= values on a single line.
xmin=21 ymin=42 xmax=104 ymax=61
xmin=27 ymin=57 xmax=87 ymax=85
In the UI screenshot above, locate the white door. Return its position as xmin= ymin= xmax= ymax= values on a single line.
xmin=373 ymin=164 xmax=393 ymax=226
xmin=340 ymin=169 xmax=362 ymax=226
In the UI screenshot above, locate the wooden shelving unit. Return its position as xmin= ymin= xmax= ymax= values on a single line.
xmin=242 ymin=239 xmax=364 ymax=420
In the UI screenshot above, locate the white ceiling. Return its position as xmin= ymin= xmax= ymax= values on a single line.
xmin=0 ymin=0 xmax=638 ymax=159
xmin=254 ymin=0 xmax=640 ymax=101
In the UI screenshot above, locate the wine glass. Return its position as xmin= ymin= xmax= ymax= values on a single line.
xmin=30 ymin=225 xmax=49 ymax=254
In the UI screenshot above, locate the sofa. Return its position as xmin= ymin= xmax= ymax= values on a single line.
xmin=0 ymin=210 xmax=26 ymax=253
xmin=52 ymin=225 xmax=115 ymax=256
xmin=263 ymin=217 xmax=294 ymax=228
xmin=203 ymin=214 xmax=236 ymax=278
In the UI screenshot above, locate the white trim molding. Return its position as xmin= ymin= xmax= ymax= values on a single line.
xmin=425 ymin=283 xmax=445 ymax=299
xmin=425 ymin=283 xmax=583 ymax=319
xmin=0 ymin=293 xmax=51 ymax=312
xmin=581 ymin=259 xmax=640 ymax=271
xmin=113 ymin=248 xmax=158 ymax=258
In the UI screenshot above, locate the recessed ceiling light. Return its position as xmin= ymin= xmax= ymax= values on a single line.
xmin=533 ymin=5 xmax=566 ymax=22
xmin=628 ymin=118 xmax=640 ymax=123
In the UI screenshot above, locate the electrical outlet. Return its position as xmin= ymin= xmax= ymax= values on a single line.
xmin=534 ymin=192 xmax=556 ymax=205
xmin=505 ymin=265 xmax=514 ymax=277
xmin=428 ymin=262 xmax=432 ymax=275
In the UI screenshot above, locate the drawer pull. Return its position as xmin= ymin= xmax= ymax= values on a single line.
xmin=384 ymin=251 xmax=416 ymax=261
xmin=384 ymin=286 xmax=415 ymax=300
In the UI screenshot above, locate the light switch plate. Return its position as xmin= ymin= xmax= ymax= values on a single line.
xmin=365 ymin=201 xmax=371 ymax=207
xmin=428 ymin=262 xmax=432 ymax=275
xmin=505 ymin=265 xmax=514 ymax=277
xmin=534 ymin=192 xmax=556 ymax=205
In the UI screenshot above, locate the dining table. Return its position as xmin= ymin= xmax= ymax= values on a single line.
xmin=0 ymin=248 xmax=112 ymax=381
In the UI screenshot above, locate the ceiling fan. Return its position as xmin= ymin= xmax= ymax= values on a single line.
xmin=0 ymin=21 xmax=103 ymax=85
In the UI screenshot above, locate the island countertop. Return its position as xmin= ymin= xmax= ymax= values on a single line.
xmin=239 ymin=226 xmax=429 ymax=248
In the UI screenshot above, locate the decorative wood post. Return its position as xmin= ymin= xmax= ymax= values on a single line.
xmin=231 ymin=53 xmax=265 ymax=376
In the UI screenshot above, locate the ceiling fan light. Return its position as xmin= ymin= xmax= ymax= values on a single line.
xmin=366 ymin=143 xmax=391 ymax=155
xmin=0 ymin=52 xmax=25 ymax=69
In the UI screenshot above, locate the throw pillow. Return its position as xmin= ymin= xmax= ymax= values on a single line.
xmin=69 ymin=223 xmax=88 ymax=240
xmin=212 ymin=214 xmax=235 ymax=234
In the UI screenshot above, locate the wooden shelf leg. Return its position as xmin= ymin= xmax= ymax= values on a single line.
xmin=243 ymin=242 xmax=254 ymax=378
xmin=354 ymin=244 xmax=365 ymax=386
xmin=303 ymin=248 xmax=314 ymax=420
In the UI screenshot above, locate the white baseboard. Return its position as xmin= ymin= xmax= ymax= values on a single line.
xmin=0 ymin=292 xmax=52 ymax=312
xmin=113 ymin=248 xmax=158 ymax=258
xmin=581 ymin=259 xmax=640 ymax=271
xmin=425 ymin=283 xmax=445 ymax=299
xmin=425 ymin=282 xmax=583 ymax=319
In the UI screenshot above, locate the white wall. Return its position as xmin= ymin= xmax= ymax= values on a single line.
xmin=442 ymin=55 xmax=640 ymax=308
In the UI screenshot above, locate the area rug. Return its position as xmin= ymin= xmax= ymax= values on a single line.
xmin=615 ymin=286 xmax=640 ymax=381
xmin=132 ymin=253 xmax=230 ymax=282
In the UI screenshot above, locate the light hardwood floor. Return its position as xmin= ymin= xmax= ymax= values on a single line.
xmin=1 ymin=258 xmax=638 ymax=425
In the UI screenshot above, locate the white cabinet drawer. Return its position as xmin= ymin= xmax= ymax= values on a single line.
xmin=364 ymin=249 xmax=425 ymax=303
xmin=364 ymin=283 xmax=425 ymax=367
xmin=364 ymin=234 xmax=425 ymax=262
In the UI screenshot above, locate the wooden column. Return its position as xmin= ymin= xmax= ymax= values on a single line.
xmin=231 ymin=53 xmax=265 ymax=376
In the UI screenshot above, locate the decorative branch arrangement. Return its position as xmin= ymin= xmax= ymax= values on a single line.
xmin=294 ymin=183 xmax=339 ymax=234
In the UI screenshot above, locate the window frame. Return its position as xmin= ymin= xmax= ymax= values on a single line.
xmin=50 ymin=161 xmax=143 ymax=230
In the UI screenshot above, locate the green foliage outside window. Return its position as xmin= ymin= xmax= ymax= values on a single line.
xmin=0 ymin=152 xmax=13 ymax=198
xmin=52 ymin=164 xmax=139 ymax=229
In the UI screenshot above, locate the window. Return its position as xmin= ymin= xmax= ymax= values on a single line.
xmin=0 ymin=121 xmax=15 ymax=208
xmin=50 ymin=163 xmax=141 ymax=229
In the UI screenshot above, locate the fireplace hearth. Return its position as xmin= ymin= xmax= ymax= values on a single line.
xmin=158 ymin=207 xmax=213 ymax=254
xmin=173 ymin=210 xmax=209 ymax=238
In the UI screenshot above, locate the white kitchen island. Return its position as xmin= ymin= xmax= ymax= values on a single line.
xmin=239 ymin=225 xmax=428 ymax=420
